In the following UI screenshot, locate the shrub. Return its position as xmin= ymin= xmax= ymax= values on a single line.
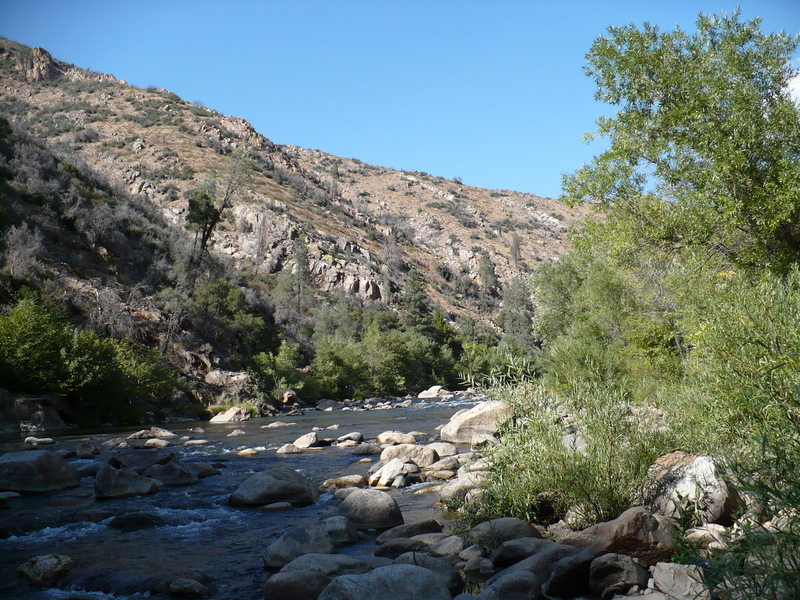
xmin=472 ymin=382 xmax=674 ymax=526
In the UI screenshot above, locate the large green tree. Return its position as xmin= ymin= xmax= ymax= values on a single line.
xmin=563 ymin=11 xmax=800 ymax=271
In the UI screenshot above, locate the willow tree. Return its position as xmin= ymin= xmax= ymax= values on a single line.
xmin=563 ymin=11 xmax=800 ymax=272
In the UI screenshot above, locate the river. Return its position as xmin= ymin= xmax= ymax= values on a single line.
xmin=0 ymin=395 xmax=478 ymax=600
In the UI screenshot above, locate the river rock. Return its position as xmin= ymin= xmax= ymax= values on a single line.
xmin=393 ymin=552 xmax=463 ymax=594
xmin=323 ymin=516 xmax=360 ymax=545
xmin=277 ymin=443 xmax=303 ymax=454
xmin=641 ymin=451 xmax=742 ymax=525
xmin=0 ymin=450 xmax=80 ymax=492
xmin=74 ymin=440 xmax=100 ymax=458
xmin=469 ymin=517 xmax=540 ymax=546
xmin=439 ymin=472 xmax=490 ymax=504
xmin=143 ymin=458 xmax=199 ymax=486
xmin=186 ymin=462 xmax=221 ymax=478
xmin=95 ymin=464 xmax=160 ymax=499
xmin=337 ymin=488 xmax=404 ymax=529
xmin=350 ymin=443 xmax=382 ymax=455
xmin=17 ymin=553 xmax=75 ymax=586
xmin=485 ymin=541 xmax=578 ymax=586
xmin=280 ymin=553 xmax=371 ymax=577
xmin=317 ymin=563 xmax=451 ymax=600
xmin=651 ymin=562 xmax=711 ymax=600
xmin=262 ymin=522 xmax=337 ymax=568
xmin=376 ymin=518 xmax=443 ymax=544
xmin=109 ymin=450 xmax=176 ymax=474
xmin=294 ymin=431 xmax=322 ymax=448
xmin=374 ymin=537 xmax=432 ymax=558
xmin=109 ymin=511 xmax=166 ymax=532
xmin=589 ymin=553 xmax=649 ymax=600
xmin=209 ymin=406 xmax=250 ymax=423
xmin=376 ymin=431 xmax=416 ymax=445
xmin=24 ymin=435 xmax=55 ymax=445
xmin=475 ymin=570 xmax=543 ymax=600
xmin=229 ymin=466 xmax=319 ymax=507
xmin=320 ymin=474 xmax=368 ymax=490
xmin=145 ymin=438 xmax=172 ymax=448
xmin=368 ymin=458 xmax=413 ymax=487
xmin=337 ymin=432 xmax=363 ymax=443
xmin=426 ymin=442 xmax=458 ymax=457
xmin=489 ymin=537 xmax=552 ymax=567
xmin=380 ymin=444 xmax=439 ymax=467
xmin=264 ymin=571 xmax=331 ymax=600
xmin=169 ymin=577 xmax=209 ymax=597
xmin=439 ymin=401 xmax=514 ymax=443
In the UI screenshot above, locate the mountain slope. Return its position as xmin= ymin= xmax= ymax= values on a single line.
xmin=0 ymin=38 xmax=589 ymax=422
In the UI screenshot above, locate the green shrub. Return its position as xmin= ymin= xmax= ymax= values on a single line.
xmin=472 ymin=383 xmax=674 ymax=526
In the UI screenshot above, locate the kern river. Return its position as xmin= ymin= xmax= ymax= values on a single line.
xmin=0 ymin=394 xmax=481 ymax=600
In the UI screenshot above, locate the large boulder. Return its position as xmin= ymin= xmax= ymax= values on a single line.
xmin=376 ymin=431 xmax=416 ymax=445
xmin=279 ymin=553 xmax=371 ymax=577
xmin=376 ymin=519 xmax=443 ymax=544
xmin=589 ymin=553 xmax=650 ymax=600
xmin=229 ymin=466 xmax=318 ymax=507
xmin=337 ymin=488 xmax=404 ymax=530
xmin=109 ymin=450 xmax=176 ymax=474
xmin=0 ymin=450 xmax=80 ymax=492
xmin=469 ymin=517 xmax=541 ymax=546
xmin=95 ymin=464 xmax=160 ymax=499
xmin=439 ymin=401 xmax=514 ymax=443
xmin=651 ymin=562 xmax=711 ymax=600
xmin=641 ymin=451 xmax=743 ymax=525
xmin=317 ymin=564 xmax=451 ymax=600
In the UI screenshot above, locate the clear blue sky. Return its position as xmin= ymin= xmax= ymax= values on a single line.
xmin=2 ymin=1 xmax=798 ymax=198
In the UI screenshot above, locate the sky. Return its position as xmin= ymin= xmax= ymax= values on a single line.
xmin=2 ymin=1 xmax=799 ymax=199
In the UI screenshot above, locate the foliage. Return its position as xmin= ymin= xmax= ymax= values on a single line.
xmin=562 ymin=10 xmax=800 ymax=272
xmin=0 ymin=295 xmax=179 ymax=424
xmin=472 ymin=383 xmax=674 ymax=526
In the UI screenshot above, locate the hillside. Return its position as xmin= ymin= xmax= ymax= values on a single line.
xmin=0 ymin=39 xmax=588 ymax=424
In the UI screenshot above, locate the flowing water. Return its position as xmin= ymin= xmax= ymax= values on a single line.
xmin=0 ymin=396 xmax=477 ymax=600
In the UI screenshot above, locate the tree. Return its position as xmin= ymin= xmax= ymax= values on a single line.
xmin=186 ymin=149 xmax=253 ymax=263
xmin=562 ymin=11 xmax=800 ymax=272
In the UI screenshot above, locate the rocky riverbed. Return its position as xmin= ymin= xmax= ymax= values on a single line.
xmin=0 ymin=390 xmax=738 ymax=600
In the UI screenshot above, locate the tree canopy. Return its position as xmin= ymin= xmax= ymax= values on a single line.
xmin=562 ymin=10 xmax=800 ymax=272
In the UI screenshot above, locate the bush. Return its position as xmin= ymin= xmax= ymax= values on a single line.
xmin=472 ymin=382 xmax=674 ymax=526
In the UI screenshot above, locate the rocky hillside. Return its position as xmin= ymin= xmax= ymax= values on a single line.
xmin=0 ymin=39 xmax=586 ymax=309
xmin=0 ymin=38 xmax=589 ymax=423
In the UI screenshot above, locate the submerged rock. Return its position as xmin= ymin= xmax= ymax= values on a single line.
xmin=17 ymin=553 xmax=75 ymax=587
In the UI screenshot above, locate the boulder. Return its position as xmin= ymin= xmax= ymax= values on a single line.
xmin=490 ymin=537 xmax=552 ymax=567
xmin=185 ymin=463 xmax=221 ymax=478
xmin=17 ymin=553 xmax=75 ymax=586
xmin=294 ymin=432 xmax=323 ymax=449
xmin=143 ymin=459 xmax=199 ymax=486
xmin=589 ymin=553 xmax=650 ymax=600
xmin=475 ymin=570 xmax=543 ymax=600
xmin=277 ymin=444 xmax=303 ymax=454
xmin=109 ymin=512 xmax=165 ymax=532
xmin=317 ymin=399 xmax=343 ymax=411
xmin=350 ymin=444 xmax=382 ymax=456
xmin=418 ymin=385 xmax=445 ymax=398
xmin=652 ymin=562 xmax=711 ymax=600
xmin=439 ymin=401 xmax=514 ymax=443
xmin=229 ymin=466 xmax=319 ymax=507
xmin=368 ymin=458 xmax=414 ymax=487
xmin=393 ymin=552 xmax=463 ymax=594
xmin=374 ymin=537 xmax=432 ymax=558
xmin=24 ymin=435 xmax=55 ymax=444
xmin=209 ymin=406 xmax=250 ymax=423
xmin=264 ymin=571 xmax=331 ymax=600
xmin=0 ymin=450 xmax=80 ymax=492
xmin=641 ymin=451 xmax=743 ymax=525
xmin=323 ymin=516 xmax=360 ymax=545
xmin=380 ymin=444 xmax=439 ymax=467
xmin=429 ymin=534 xmax=467 ymax=556
xmin=469 ymin=517 xmax=540 ymax=546
xmin=439 ymin=472 xmax=490 ymax=504
xmin=376 ymin=519 xmax=443 ymax=544
xmin=262 ymin=522 xmax=337 ymax=569
xmin=485 ymin=541 xmax=578 ymax=586
xmin=109 ymin=450 xmax=176 ymax=474
xmin=426 ymin=442 xmax=458 ymax=457
xmin=579 ymin=506 xmax=675 ymax=566
xmin=376 ymin=431 xmax=416 ymax=445
xmin=337 ymin=488 xmax=404 ymax=530
xmin=95 ymin=464 xmax=160 ymax=499
xmin=168 ymin=577 xmax=209 ymax=597
xmin=321 ymin=475 xmax=368 ymax=490
xmin=317 ymin=564 xmax=451 ymax=600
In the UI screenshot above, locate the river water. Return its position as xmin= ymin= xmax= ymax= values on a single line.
xmin=0 ymin=395 xmax=478 ymax=600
